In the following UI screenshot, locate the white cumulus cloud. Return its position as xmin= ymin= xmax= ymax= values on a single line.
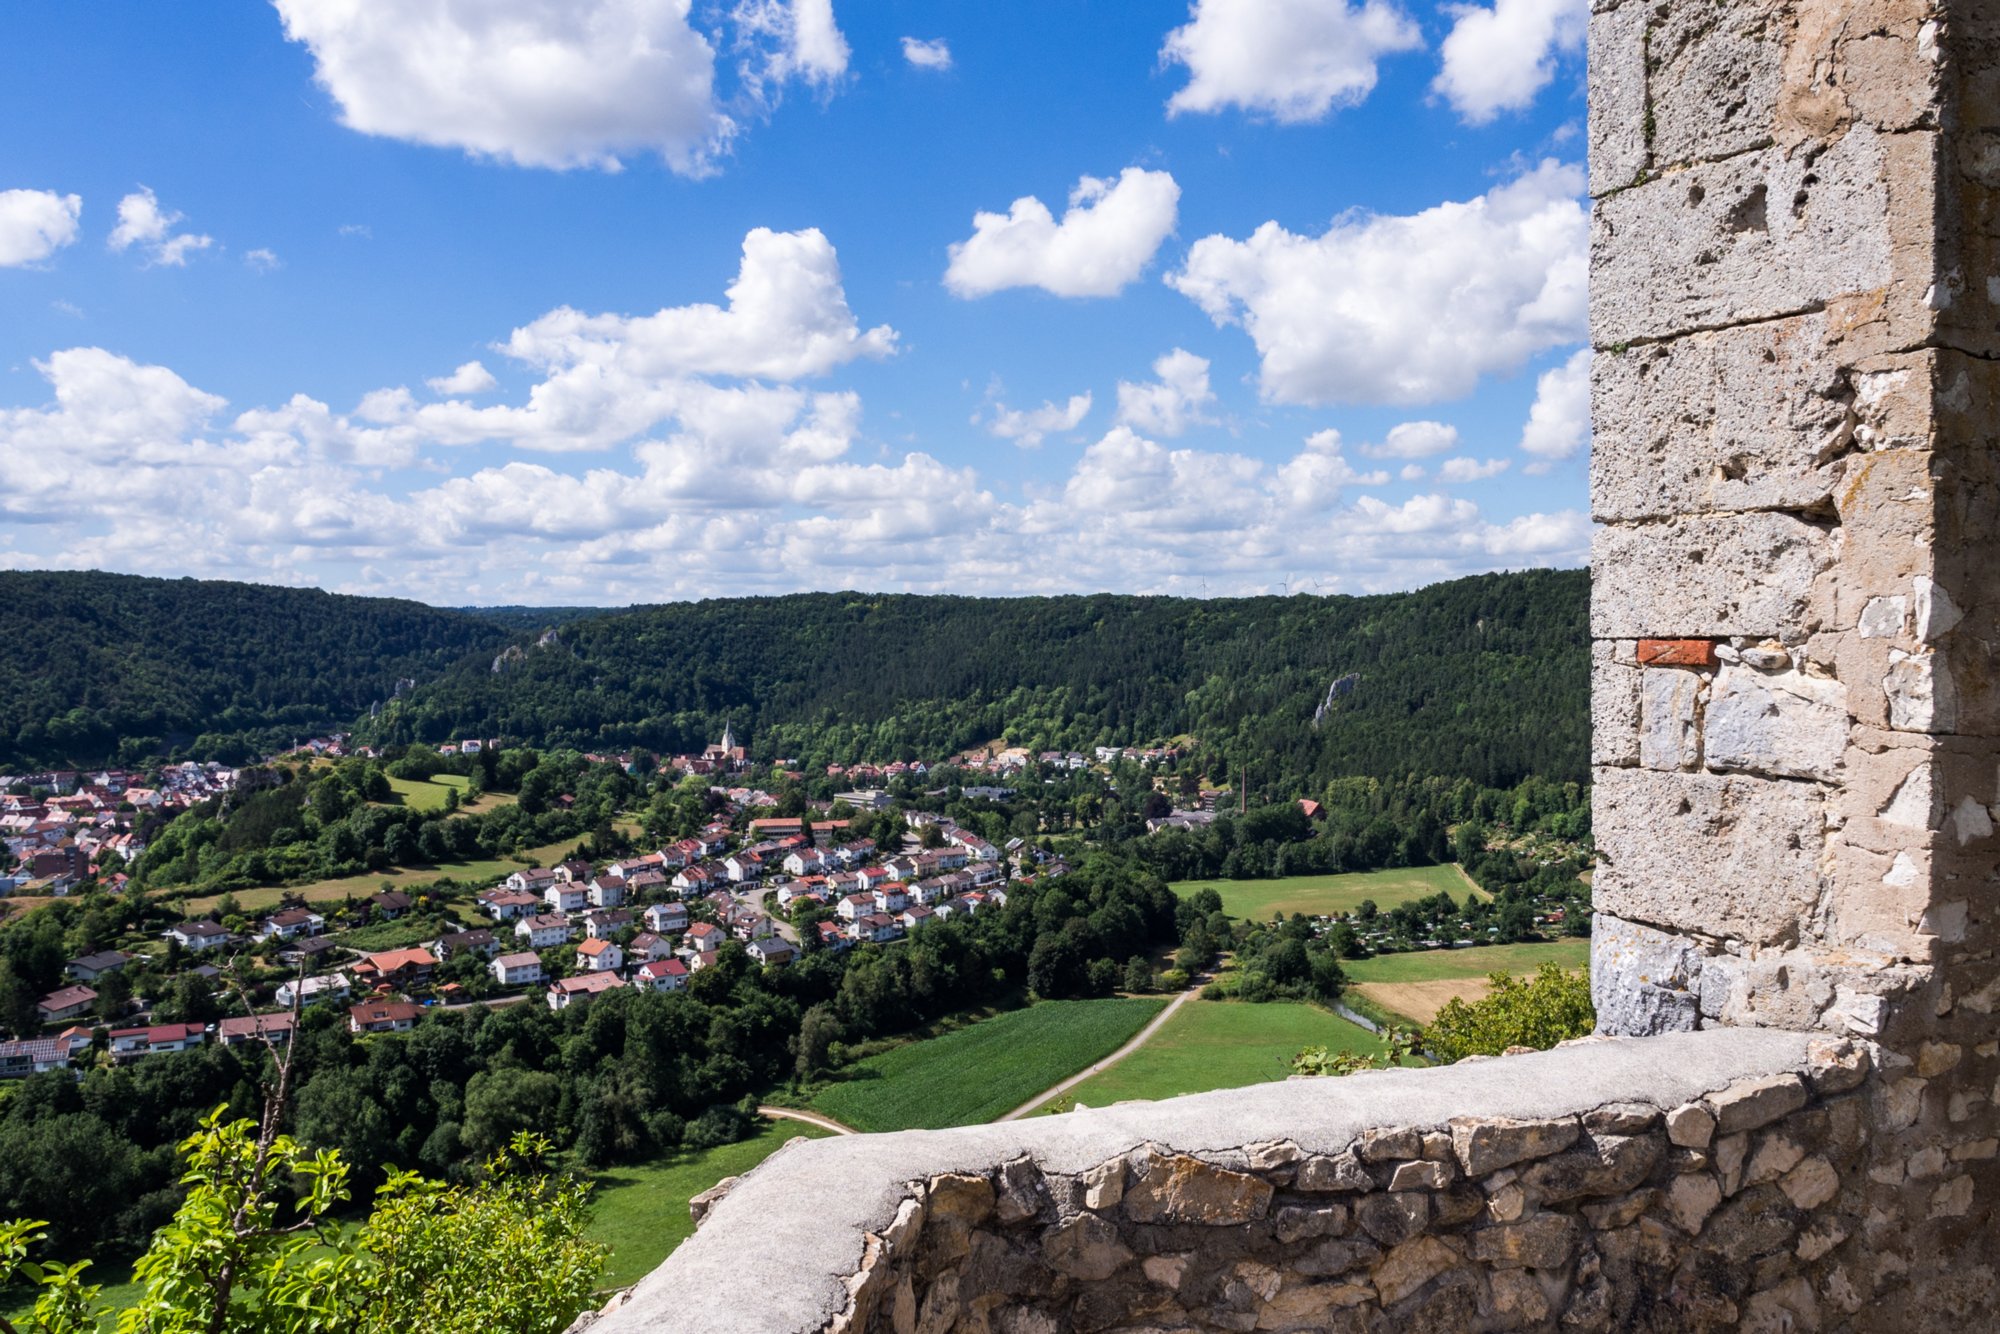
xmin=504 ymin=227 xmax=896 ymax=385
xmin=1161 ymin=0 xmax=1423 ymax=122
xmin=733 ymin=0 xmax=851 ymax=99
xmin=983 ymin=393 xmax=1092 ymax=448
xmin=901 ymin=37 xmax=952 ymax=70
xmin=245 ymin=248 xmax=281 ymax=272
xmin=1168 ymin=160 xmax=1587 ymax=405
xmin=1360 ymin=421 xmax=1459 ymax=459
xmin=1435 ymin=456 xmax=1512 ymax=482
xmin=945 ymin=168 xmax=1180 ymax=299
xmin=1115 ymin=348 xmax=1216 ymax=437
xmin=274 ymin=0 xmax=730 ymax=173
xmin=1434 ymin=0 xmax=1586 ymax=124
xmin=0 ymin=189 xmax=82 ymax=267
xmin=427 ymin=361 xmax=500 ymax=396
xmin=108 ymin=187 xmax=213 ymax=266
xmin=1518 ymin=346 xmax=1590 ymax=468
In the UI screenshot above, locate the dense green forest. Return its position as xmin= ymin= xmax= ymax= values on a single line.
xmin=0 ymin=572 xmax=510 ymax=768
xmin=1 ymin=568 xmax=1588 ymax=789
xmin=373 ymin=569 xmax=1589 ymax=789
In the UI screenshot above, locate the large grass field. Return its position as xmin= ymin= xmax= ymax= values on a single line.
xmin=1174 ymin=864 xmax=1486 ymax=922
xmin=807 ymin=998 xmax=1167 ymax=1132
xmin=183 ymin=832 xmax=592 ymax=914
xmin=378 ymin=774 xmax=516 ymax=817
xmin=587 ymin=1120 xmax=832 ymax=1291
xmin=1033 ymin=999 xmax=1394 ymax=1114
xmin=1344 ymin=938 xmax=1590 ymax=1024
xmin=1340 ymin=938 xmax=1589 ymax=984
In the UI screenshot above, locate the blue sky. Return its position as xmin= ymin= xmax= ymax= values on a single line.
xmin=0 ymin=0 xmax=1591 ymax=606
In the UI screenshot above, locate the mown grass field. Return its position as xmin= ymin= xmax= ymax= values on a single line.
xmin=1033 ymin=999 xmax=1395 ymax=1114
xmin=1173 ymin=864 xmax=1486 ymax=922
xmin=378 ymin=774 xmax=515 ymax=817
xmin=183 ymin=832 xmax=591 ymax=914
xmin=808 ymin=998 xmax=1167 ymax=1132
xmin=1344 ymin=938 xmax=1590 ymax=1025
xmin=587 ymin=1120 xmax=832 ymax=1291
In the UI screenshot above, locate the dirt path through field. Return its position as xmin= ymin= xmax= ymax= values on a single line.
xmin=995 ymin=986 xmax=1199 ymax=1122
xmin=1351 ymin=978 xmax=1495 ymax=1025
xmin=758 ymin=1105 xmax=857 ymax=1136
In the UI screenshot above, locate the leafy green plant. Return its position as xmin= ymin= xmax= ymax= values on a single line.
xmin=1420 ymin=963 xmax=1595 ymax=1062
xmin=1291 ymin=1026 xmax=1419 ymax=1076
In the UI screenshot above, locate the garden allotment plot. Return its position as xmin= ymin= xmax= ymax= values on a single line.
xmin=1343 ymin=939 xmax=1590 ymax=1025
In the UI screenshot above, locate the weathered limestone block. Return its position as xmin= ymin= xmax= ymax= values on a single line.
xmin=1122 ymin=1154 xmax=1273 ymax=1226
xmin=1450 ymin=1116 xmax=1583 ymax=1177
xmin=1644 ymin=0 xmax=1789 ymax=168
xmin=1640 ymin=667 xmax=1705 ymax=772
xmin=1593 ymin=640 xmax=1642 ymax=768
xmin=1354 ymin=1192 xmax=1429 ymax=1246
xmin=1708 ymin=1073 xmax=1810 ymax=1134
xmin=1587 ymin=0 xmax=1649 ymax=191
xmin=1519 ymin=1134 xmax=1664 ymax=1203
xmin=1703 ymin=664 xmax=1849 ymax=781
xmin=1471 ymin=1214 xmax=1581 ymax=1270
xmin=1041 ymin=1214 xmax=1132 ymax=1281
xmin=1590 ymin=324 xmax=1934 ymax=525
xmin=1590 ymin=513 xmax=1834 ymax=641
xmin=1592 ymin=915 xmax=1705 ymax=1036
xmin=1591 ymin=127 xmax=1908 ymax=346
xmin=1667 ymin=1102 xmax=1717 ymax=1148
xmin=1593 ymin=769 xmax=1825 ymax=945
xmin=1294 ymin=1153 xmax=1372 ymax=1193
xmin=1369 ymin=1235 xmax=1463 ymax=1306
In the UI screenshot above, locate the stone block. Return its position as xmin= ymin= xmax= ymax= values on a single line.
xmin=1591 ymin=322 xmax=1935 ymax=525
xmin=1588 ymin=0 xmax=1649 ymax=192
xmin=1645 ymin=0 xmax=1787 ymax=168
xmin=1041 ymin=1213 xmax=1132 ymax=1281
xmin=1592 ymin=768 xmax=1825 ymax=945
xmin=1702 ymin=664 xmax=1849 ymax=781
xmin=1592 ymin=913 xmax=1703 ymax=1035
xmin=1388 ymin=1160 xmax=1453 ymax=1191
xmin=1450 ymin=1115 xmax=1582 ymax=1176
xmin=1640 ymin=666 xmax=1705 ymax=771
xmin=1354 ymin=1191 xmax=1428 ymax=1246
xmin=1370 ymin=1235 xmax=1463 ymax=1306
xmin=1667 ymin=1103 xmax=1717 ymax=1149
xmin=1637 ymin=638 xmax=1721 ymax=667
xmin=1294 ymin=1153 xmax=1372 ymax=1193
xmin=1471 ymin=1214 xmax=1580 ymax=1270
xmin=1591 ymin=512 xmax=1834 ymax=641
xmin=1707 ymin=1073 xmax=1810 ymax=1134
xmin=1519 ymin=1134 xmax=1663 ymax=1203
xmin=1666 ymin=1171 xmax=1723 ymax=1234
xmin=1122 ymin=1154 xmax=1273 ymax=1226
xmin=1593 ymin=641 xmax=1643 ymax=768
xmin=1591 ymin=128 xmax=1902 ymax=346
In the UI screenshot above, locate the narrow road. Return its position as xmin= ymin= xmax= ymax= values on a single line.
xmin=758 ymin=1104 xmax=857 ymax=1136
xmin=995 ymin=986 xmax=1201 ymax=1122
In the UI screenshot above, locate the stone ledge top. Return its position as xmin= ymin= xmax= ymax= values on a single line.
xmin=593 ymin=1027 xmax=1818 ymax=1334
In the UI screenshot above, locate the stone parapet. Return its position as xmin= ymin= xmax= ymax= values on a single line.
xmin=583 ymin=1029 xmax=1957 ymax=1333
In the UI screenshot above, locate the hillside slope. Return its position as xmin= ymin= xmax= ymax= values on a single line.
xmin=370 ymin=569 xmax=1589 ymax=788
xmin=0 ymin=571 xmax=510 ymax=767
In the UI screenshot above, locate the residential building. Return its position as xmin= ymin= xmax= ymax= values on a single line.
xmin=583 ymin=908 xmax=633 ymax=939
xmin=577 ymin=938 xmax=624 ymax=974
xmin=633 ymin=958 xmax=688 ymax=992
xmin=275 ymin=974 xmax=350 ymax=1008
xmin=478 ymin=887 xmax=543 ymax=921
xmin=491 ymin=952 xmax=544 ymax=987
xmin=258 ymin=908 xmax=326 ymax=940
xmin=746 ymin=938 xmax=796 ymax=967
xmin=515 ymin=914 xmax=573 ymax=949
xmin=349 ymin=1001 xmax=423 ymax=1034
xmin=65 ymin=949 xmax=134 ymax=983
xmin=108 ymin=1023 xmax=205 ymax=1061
xmin=0 ymin=1038 xmax=71 ymax=1079
xmin=586 ymin=877 xmax=626 ymax=909
xmin=166 ymin=920 xmax=230 ymax=952
xmin=369 ymin=891 xmax=414 ymax=919
xmin=217 ymin=1013 xmax=298 ymax=1047
xmin=547 ymin=972 xmax=624 ymax=1011
xmin=643 ymin=901 xmax=688 ymax=934
xmin=431 ymin=929 xmax=500 ymax=960
xmin=36 ymin=985 xmax=97 ymax=1023
xmin=545 ymin=881 xmax=590 ymax=914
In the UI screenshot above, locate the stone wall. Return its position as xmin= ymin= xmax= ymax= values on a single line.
xmin=835 ymin=1048 xmax=1867 ymax=1333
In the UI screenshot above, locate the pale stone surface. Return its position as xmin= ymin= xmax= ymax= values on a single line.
xmin=1640 ymin=667 xmax=1705 ymax=771
xmin=1586 ymin=0 xmax=1648 ymax=190
xmin=1591 ymin=129 xmax=1899 ymax=346
xmin=1593 ymin=769 xmax=1825 ymax=945
xmin=1369 ymin=1235 xmax=1461 ymax=1305
xmin=1592 ymin=914 xmax=1704 ymax=1035
xmin=1666 ymin=1171 xmax=1724 ymax=1234
xmin=1710 ymin=1074 xmax=1810 ymax=1134
xmin=1704 ymin=665 xmax=1850 ymax=781
xmin=1450 ymin=1116 xmax=1582 ymax=1176
xmin=1592 ymin=640 xmax=1642 ymax=768
xmin=1590 ymin=514 xmax=1834 ymax=641
xmin=1668 ymin=1103 xmax=1718 ymax=1149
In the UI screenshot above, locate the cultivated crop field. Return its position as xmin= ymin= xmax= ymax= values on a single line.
xmin=1173 ymin=864 xmax=1486 ymax=922
xmin=588 ymin=1120 xmax=832 ymax=1290
xmin=808 ymin=998 xmax=1167 ymax=1132
xmin=1034 ymin=999 xmax=1396 ymax=1113
xmin=1343 ymin=938 xmax=1590 ymax=1024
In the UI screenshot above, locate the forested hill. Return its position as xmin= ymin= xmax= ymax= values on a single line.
xmin=371 ymin=569 xmax=1590 ymax=789
xmin=0 ymin=571 xmax=510 ymax=768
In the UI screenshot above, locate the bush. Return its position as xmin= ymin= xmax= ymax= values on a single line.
xmin=1422 ymin=964 xmax=1595 ymax=1062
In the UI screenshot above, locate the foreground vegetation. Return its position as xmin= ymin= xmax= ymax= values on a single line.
xmin=1036 ymin=1000 xmax=1394 ymax=1113
xmin=804 ymin=998 xmax=1167 ymax=1131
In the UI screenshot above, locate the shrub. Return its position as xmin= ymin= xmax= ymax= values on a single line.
xmin=1422 ymin=964 xmax=1595 ymax=1062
